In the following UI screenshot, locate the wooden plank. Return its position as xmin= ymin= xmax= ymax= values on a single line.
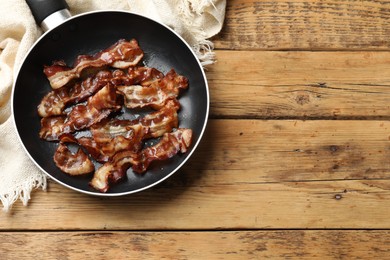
xmin=1 ymin=120 xmax=389 ymax=230
xmin=215 ymin=0 xmax=390 ymax=50
xmin=1 ymin=230 xmax=390 ymax=259
xmin=184 ymin=120 xmax=390 ymax=183
xmin=5 ymin=178 xmax=390 ymax=230
xmin=208 ymin=50 xmax=390 ymax=118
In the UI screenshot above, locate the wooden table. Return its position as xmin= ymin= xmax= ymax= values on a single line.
xmin=2 ymin=1 xmax=390 ymax=259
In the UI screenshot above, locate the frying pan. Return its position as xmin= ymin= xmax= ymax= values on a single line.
xmin=12 ymin=0 xmax=209 ymax=195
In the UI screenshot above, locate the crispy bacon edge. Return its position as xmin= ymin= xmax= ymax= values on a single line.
xmin=62 ymin=98 xmax=180 ymax=163
xmin=53 ymin=143 xmax=95 ymax=176
xmin=89 ymin=128 xmax=193 ymax=193
xmin=116 ymin=69 xmax=189 ymax=110
xmin=39 ymin=84 xmax=122 ymax=141
xmin=44 ymin=39 xmax=144 ymax=89
xmin=38 ymin=67 xmax=164 ymax=118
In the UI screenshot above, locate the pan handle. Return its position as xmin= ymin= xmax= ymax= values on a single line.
xmin=26 ymin=0 xmax=71 ymax=32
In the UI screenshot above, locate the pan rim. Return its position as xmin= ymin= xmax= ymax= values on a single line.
xmin=11 ymin=10 xmax=210 ymax=197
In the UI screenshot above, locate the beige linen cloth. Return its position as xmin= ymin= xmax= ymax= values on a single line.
xmin=0 ymin=0 xmax=226 ymax=211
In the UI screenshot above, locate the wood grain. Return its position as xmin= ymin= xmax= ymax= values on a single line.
xmin=1 ymin=230 xmax=390 ymax=259
xmin=2 ymin=120 xmax=389 ymax=230
xmin=185 ymin=120 xmax=390 ymax=182
xmin=208 ymin=50 xmax=390 ymax=119
xmin=215 ymin=0 xmax=390 ymax=50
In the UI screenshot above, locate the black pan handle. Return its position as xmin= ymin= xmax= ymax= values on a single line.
xmin=26 ymin=0 xmax=71 ymax=31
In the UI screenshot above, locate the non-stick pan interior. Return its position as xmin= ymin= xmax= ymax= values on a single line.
xmin=13 ymin=11 xmax=209 ymax=195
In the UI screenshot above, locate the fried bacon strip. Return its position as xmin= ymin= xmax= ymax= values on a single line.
xmin=90 ymin=128 xmax=193 ymax=192
xmin=61 ymin=123 xmax=147 ymax=163
xmin=117 ymin=69 xmax=189 ymax=110
xmin=39 ymin=84 xmax=121 ymax=141
xmin=66 ymin=84 xmax=121 ymax=131
xmin=91 ymin=97 xmax=180 ymax=147
xmin=133 ymin=128 xmax=193 ymax=174
xmin=89 ymin=150 xmax=138 ymax=193
xmin=44 ymin=39 xmax=144 ymax=89
xmin=89 ymin=98 xmax=180 ymax=140
xmin=125 ymin=66 xmax=164 ymax=87
xmin=89 ymin=98 xmax=180 ymax=160
xmin=38 ymin=70 xmax=111 ymax=117
xmin=59 ymin=134 xmax=106 ymax=161
xmin=61 ymin=99 xmax=180 ymax=162
xmin=39 ymin=116 xmax=68 ymax=141
xmin=53 ymin=143 xmax=94 ymax=175
xmin=38 ymin=67 xmax=164 ymax=118
xmin=138 ymin=98 xmax=180 ymax=138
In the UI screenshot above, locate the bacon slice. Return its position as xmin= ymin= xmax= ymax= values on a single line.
xmin=39 ymin=84 xmax=121 ymax=141
xmin=133 ymin=128 xmax=193 ymax=174
xmin=89 ymin=128 xmax=192 ymax=192
xmin=37 ymin=86 xmax=68 ymax=118
xmin=91 ymin=120 xmax=146 ymax=147
xmin=90 ymin=97 xmax=180 ymax=137
xmin=89 ymin=151 xmax=138 ymax=193
xmin=44 ymin=39 xmax=144 ymax=89
xmin=58 ymin=134 xmax=107 ymax=162
xmin=88 ymin=123 xmax=147 ymax=162
xmin=65 ymin=84 xmax=121 ymax=132
xmin=38 ymin=67 xmax=164 ymax=118
xmin=117 ymin=69 xmax=188 ymax=110
xmin=53 ymin=99 xmax=179 ymax=163
xmin=125 ymin=66 xmax=164 ymax=86
xmin=38 ymin=70 xmax=112 ymax=117
xmin=39 ymin=116 xmax=68 ymax=141
xmin=79 ymin=99 xmax=179 ymax=162
xmin=89 ymin=97 xmax=180 ymax=144
xmin=59 ymin=123 xmax=147 ymax=164
xmin=139 ymin=99 xmax=180 ymax=138
xmin=53 ymin=143 xmax=94 ymax=175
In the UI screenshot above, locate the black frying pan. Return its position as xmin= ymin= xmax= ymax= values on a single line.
xmin=12 ymin=0 xmax=209 ymax=195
